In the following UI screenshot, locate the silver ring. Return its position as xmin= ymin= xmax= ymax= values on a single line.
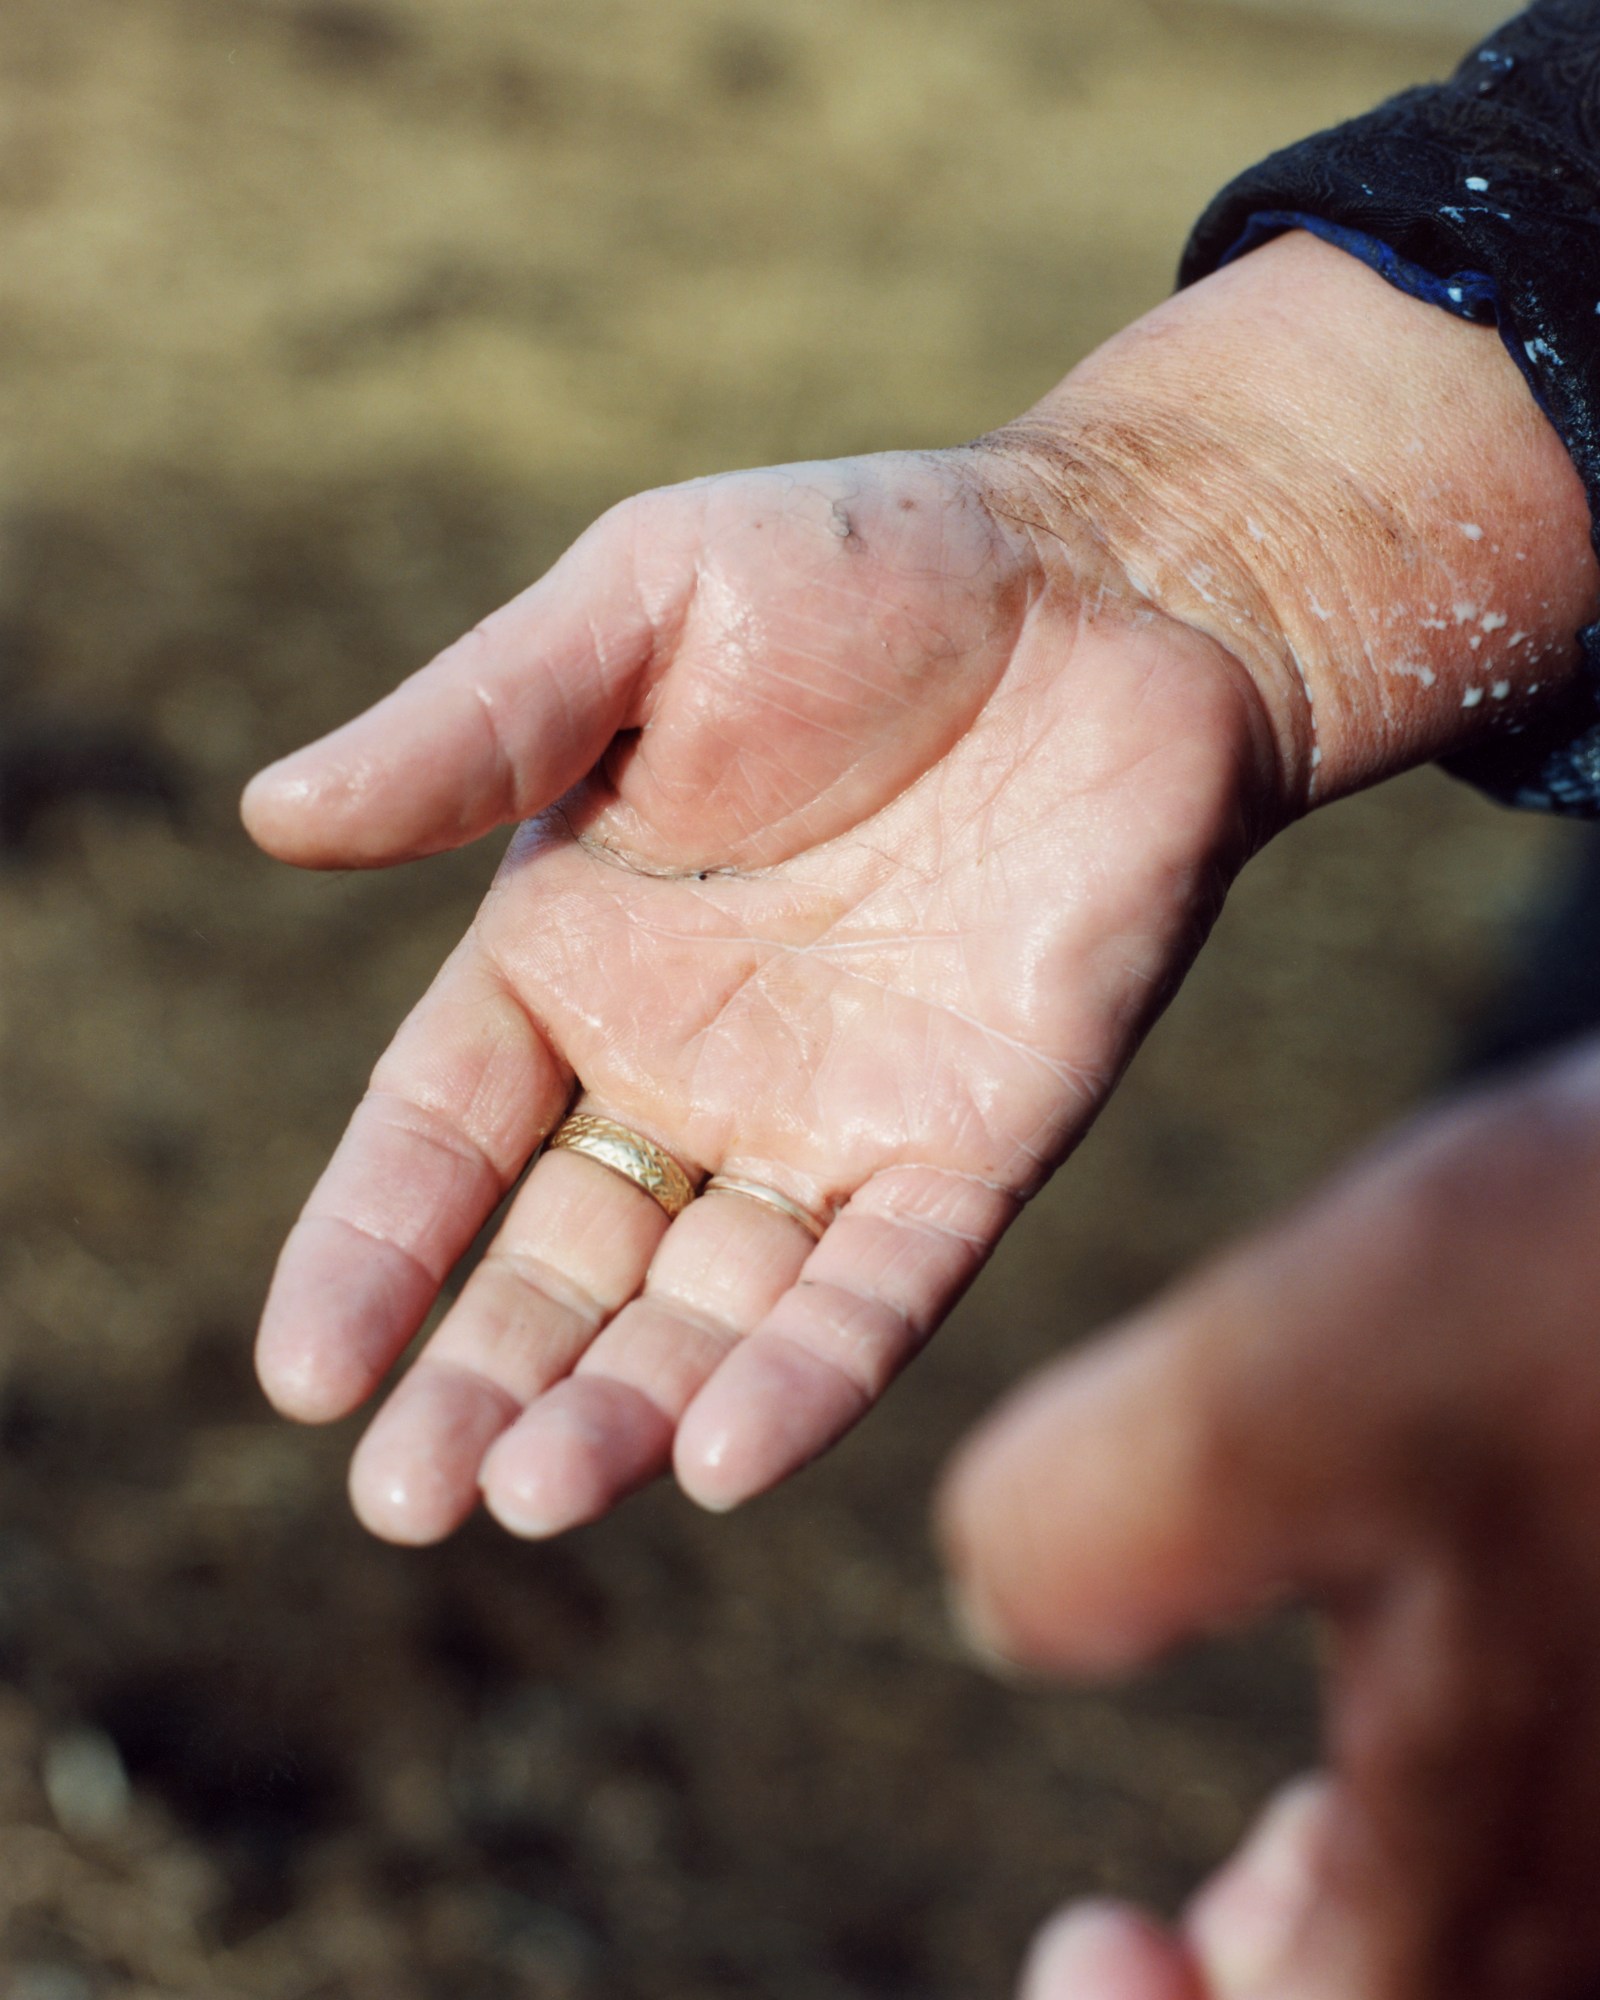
xmin=703 ymin=1174 xmax=830 ymax=1242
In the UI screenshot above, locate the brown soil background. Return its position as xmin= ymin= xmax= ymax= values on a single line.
xmin=0 ymin=3 xmax=1580 ymax=1995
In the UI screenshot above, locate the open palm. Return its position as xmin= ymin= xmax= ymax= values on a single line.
xmin=245 ymin=448 xmax=1272 ymax=1543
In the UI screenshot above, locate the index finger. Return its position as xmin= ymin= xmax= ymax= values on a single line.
xmin=255 ymin=935 xmax=570 ymax=1422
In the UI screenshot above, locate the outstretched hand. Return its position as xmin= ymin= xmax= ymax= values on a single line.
xmin=246 ymin=445 xmax=1266 ymax=1543
xmin=244 ymin=232 xmax=1598 ymax=1543
xmin=941 ymin=1038 xmax=1600 ymax=2000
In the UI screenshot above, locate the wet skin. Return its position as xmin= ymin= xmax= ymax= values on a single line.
xmin=244 ymin=232 xmax=1596 ymax=1547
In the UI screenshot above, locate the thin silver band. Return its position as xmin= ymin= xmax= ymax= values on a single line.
xmin=703 ymin=1174 xmax=830 ymax=1241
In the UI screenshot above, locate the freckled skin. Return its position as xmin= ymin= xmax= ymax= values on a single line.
xmin=242 ymin=232 xmax=1598 ymax=1555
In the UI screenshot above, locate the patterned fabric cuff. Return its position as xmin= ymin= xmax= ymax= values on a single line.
xmin=1181 ymin=8 xmax=1600 ymax=814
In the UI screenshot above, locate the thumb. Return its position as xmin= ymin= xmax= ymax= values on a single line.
xmin=241 ymin=494 xmax=678 ymax=868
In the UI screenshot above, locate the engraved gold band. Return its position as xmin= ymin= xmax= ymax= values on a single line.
xmin=547 ymin=1112 xmax=695 ymax=1219
xmin=703 ymin=1174 xmax=829 ymax=1241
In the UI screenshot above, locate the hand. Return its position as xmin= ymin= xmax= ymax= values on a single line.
xmin=246 ymin=443 xmax=1271 ymax=1543
xmin=939 ymin=1038 xmax=1600 ymax=2000
xmin=243 ymin=234 xmax=1598 ymax=1545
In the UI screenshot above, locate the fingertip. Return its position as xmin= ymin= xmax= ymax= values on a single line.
xmin=673 ymin=1333 xmax=867 ymax=1513
xmin=670 ymin=1391 xmax=756 ymax=1513
xmin=668 ymin=1416 xmax=756 ymax=1520
xmin=670 ymin=1405 xmax=745 ymax=1515
xmin=238 ymin=763 xmax=272 ymax=831
xmin=479 ymin=1436 xmax=602 ymax=1540
xmin=255 ymin=1323 xmax=366 ymax=1427
xmin=940 ymin=1573 xmax=1035 ymax=1681
xmin=480 ymin=1377 xmax=671 ymax=1538
xmin=240 ymin=752 xmax=320 ymax=856
xmin=935 ymin=1321 xmax=1283 ymax=1679
xmin=930 ymin=1404 xmax=991 ymax=1576
xmin=255 ymin=1222 xmax=439 ymax=1424
xmin=931 ymin=1349 xmax=1141 ymax=1675
xmin=348 ymin=1440 xmax=469 ymax=1546
xmin=1021 ymin=1902 xmax=1203 ymax=2000
xmin=1185 ymin=1774 xmax=1340 ymax=1995
xmin=241 ymin=753 xmax=388 ymax=870
xmin=346 ymin=1363 xmax=517 ymax=1545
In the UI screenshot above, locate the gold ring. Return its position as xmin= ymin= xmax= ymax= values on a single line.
xmin=703 ymin=1174 xmax=830 ymax=1242
xmin=547 ymin=1112 xmax=695 ymax=1219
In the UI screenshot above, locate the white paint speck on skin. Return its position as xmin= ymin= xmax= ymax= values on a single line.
xmin=1454 ymin=602 xmax=1478 ymax=624
xmin=1492 ymin=681 xmax=1511 ymax=699
xmin=1460 ymin=522 xmax=1484 ymax=541
xmin=1463 ymin=687 xmax=1485 ymax=708
xmin=1509 ymin=632 xmax=1528 ymax=647
xmin=1470 ymin=634 xmax=1483 ymax=650
xmin=1288 ymin=644 xmax=1321 ymax=799
xmin=1307 ymin=596 xmax=1332 ymax=622
xmin=1481 ymin=612 xmax=1508 ymax=632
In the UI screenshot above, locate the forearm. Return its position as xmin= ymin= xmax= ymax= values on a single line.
xmin=982 ymin=230 xmax=1600 ymax=815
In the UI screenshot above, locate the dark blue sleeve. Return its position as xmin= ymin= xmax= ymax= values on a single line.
xmin=1181 ymin=1 xmax=1600 ymax=815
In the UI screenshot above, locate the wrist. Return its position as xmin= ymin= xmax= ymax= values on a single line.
xmin=980 ymin=232 xmax=1600 ymax=815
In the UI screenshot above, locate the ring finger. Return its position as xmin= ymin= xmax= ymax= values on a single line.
xmin=348 ymin=1098 xmax=702 ymax=1543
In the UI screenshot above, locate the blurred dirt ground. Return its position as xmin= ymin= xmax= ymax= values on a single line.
xmin=0 ymin=2 xmax=1582 ymax=1996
